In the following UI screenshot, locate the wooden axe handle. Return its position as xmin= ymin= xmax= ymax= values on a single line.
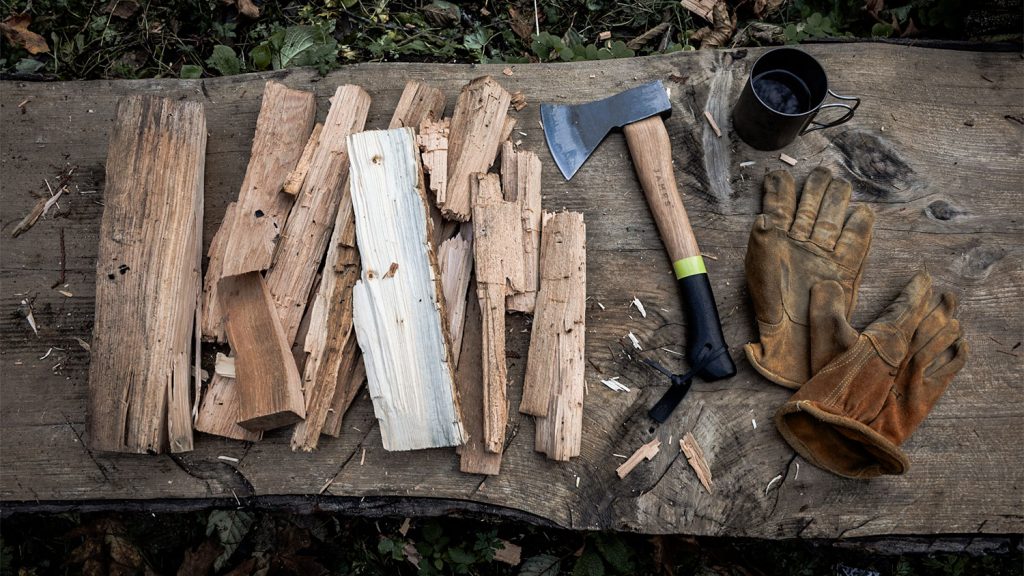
xmin=623 ymin=115 xmax=700 ymax=266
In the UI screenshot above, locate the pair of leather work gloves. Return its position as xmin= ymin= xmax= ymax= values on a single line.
xmin=745 ymin=167 xmax=968 ymax=478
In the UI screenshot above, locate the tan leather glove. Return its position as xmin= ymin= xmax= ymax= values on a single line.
xmin=745 ymin=167 xmax=875 ymax=389
xmin=775 ymin=272 xmax=969 ymax=478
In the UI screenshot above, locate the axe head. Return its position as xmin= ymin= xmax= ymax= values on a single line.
xmin=541 ymin=81 xmax=672 ymax=180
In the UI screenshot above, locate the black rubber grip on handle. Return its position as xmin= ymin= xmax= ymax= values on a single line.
xmin=678 ymin=273 xmax=736 ymax=381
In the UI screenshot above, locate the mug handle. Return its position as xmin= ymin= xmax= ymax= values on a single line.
xmin=802 ymin=90 xmax=861 ymax=134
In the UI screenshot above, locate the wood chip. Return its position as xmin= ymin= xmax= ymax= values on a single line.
xmin=631 ymin=297 xmax=647 ymax=318
xmin=502 ymin=67 xmax=514 ymax=76
xmin=195 ymin=373 xmax=262 ymax=442
xmin=681 ymin=0 xmax=715 ymax=21
xmin=442 ymin=76 xmax=511 ymax=221
xmin=616 ymin=438 xmax=661 ymax=479
xmin=779 ymin=153 xmax=798 ymax=166
xmin=627 ymin=332 xmax=642 ymax=350
xmin=597 ymin=31 xmax=612 ymax=41
xmin=765 ymin=473 xmax=783 ymax=496
xmin=680 ymin=433 xmax=713 ymax=494
xmin=201 ymin=81 xmax=316 ymax=341
xmin=87 ymin=95 xmax=204 ymax=454
xmin=510 ymin=91 xmax=527 ymax=111
xmin=501 ymin=142 xmax=542 ymax=313
xmin=472 ymin=173 xmax=525 ymax=453
xmin=703 ymin=110 xmax=722 ymax=137
xmin=214 ymin=352 xmax=236 ymax=378
xmin=388 ymin=80 xmax=445 ymax=129
xmin=349 ymin=127 xmax=466 ymax=451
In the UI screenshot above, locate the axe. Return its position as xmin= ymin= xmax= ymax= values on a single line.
xmin=541 ymin=81 xmax=736 ymax=421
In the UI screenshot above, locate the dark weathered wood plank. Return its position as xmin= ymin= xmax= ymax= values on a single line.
xmin=1 ymin=45 xmax=1021 ymax=537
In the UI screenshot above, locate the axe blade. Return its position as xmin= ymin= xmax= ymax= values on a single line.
xmin=541 ymin=81 xmax=673 ymax=180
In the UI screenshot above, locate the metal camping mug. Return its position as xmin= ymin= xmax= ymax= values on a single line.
xmin=731 ymin=48 xmax=860 ymax=151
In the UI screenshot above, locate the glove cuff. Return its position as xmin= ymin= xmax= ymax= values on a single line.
xmin=774 ymin=399 xmax=910 ymax=478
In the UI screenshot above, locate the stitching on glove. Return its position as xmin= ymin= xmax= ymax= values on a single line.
xmin=748 ymin=356 xmax=803 ymax=388
xmin=757 ymin=317 xmax=786 ymax=335
xmin=817 ymin=338 xmax=869 ymax=377
xmin=825 ymin=345 xmax=873 ymax=407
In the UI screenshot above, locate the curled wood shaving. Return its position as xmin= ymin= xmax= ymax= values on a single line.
xmin=631 ymin=297 xmax=647 ymax=318
xmin=627 ymin=332 xmax=642 ymax=350
xmin=765 ymin=473 xmax=783 ymax=496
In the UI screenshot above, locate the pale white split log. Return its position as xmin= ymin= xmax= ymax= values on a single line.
xmin=349 ymin=127 xmax=466 ymax=451
xmin=441 ymin=76 xmax=512 ymax=221
xmin=471 ymin=172 xmax=525 ymax=453
xmin=500 ymin=142 xmax=543 ymax=314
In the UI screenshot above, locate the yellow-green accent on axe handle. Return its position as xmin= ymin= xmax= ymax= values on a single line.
xmin=673 ymin=255 xmax=707 ymax=279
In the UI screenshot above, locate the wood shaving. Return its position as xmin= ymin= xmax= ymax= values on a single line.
xmin=214 ymin=353 xmax=236 ymax=379
xmin=399 ymin=517 xmax=411 ymax=536
xmin=74 ymin=337 xmax=91 ymax=352
xmin=597 ymin=301 xmax=606 ymax=310
xmin=56 ymin=289 xmax=73 ymax=297
xmin=510 ymin=91 xmax=527 ymax=111
xmin=752 ymin=418 xmax=757 ymax=429
xmin=616 ymin=437 xmax=661 ymax=479
xmin=631 ymin=297 xmax=647 ymax=318
xmin=779 ymin=153 xmax=798 ymax=166
xmin=627 ymin=331 xmax=642 ymax=350
xmin=19 ymin=299 xmax=37 ymax=335
xmin=502 ymin=67 xmax=514 ymax=76
xmin=703 ymin=110 xmax=722 ymax=137
xmin=739 ymin=161 xmax=756 ymax=168
xmin=765 ymin=474 xmax=783 ymax=496
xmin=600 ymin=377 xmax=630 ymax=392
xmin=217 ymin=455 xmax=239 ymax=463
xmin=680 ymin=433 xmax=713 ymax=494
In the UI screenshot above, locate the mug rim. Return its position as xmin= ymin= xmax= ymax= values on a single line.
xmin=748 ymin=47 xmax=829 ymax=118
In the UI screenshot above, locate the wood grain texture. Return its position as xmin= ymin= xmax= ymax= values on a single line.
xmin=623 ymin=115 xmax=701 ymax=263
xmin=530 ymin=212 xmax=586 ymax=463
xmin=86 ymin=95 xmax=205 ymax=454
xmin=349 ymin=128 xmax=466 ymax=451
xmin=201 ymin=81 xmax=316 ymax=341
xmin=2 ymin=46 xmax=1022 ymax=537
xmin=472 ymin=173 xmax=525 ymax=453
xmin=456 ymin=279 xmax=503 ymax=475
xmin=219 ymin=272 xmax=305 ymax=431
xmin=194 ymin=373 xmax=262 ymax=442
xmin=283 ymin=122 xmax=323 ymax=196
xmin=263 ymin=85 xmax=370 ymax=345
xmin=388 ymin=80 xmax=446 ymax=129
xmin=501 ymin=143 xmax=544 ymax=314
xmin=438 ymin=226 xmax=474 ymax=367
xmin=442 ymin=76 xmax=512 ymax=221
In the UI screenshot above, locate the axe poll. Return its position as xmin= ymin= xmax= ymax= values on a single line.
xmin=541 ymin=81 xmax=736 ymax=421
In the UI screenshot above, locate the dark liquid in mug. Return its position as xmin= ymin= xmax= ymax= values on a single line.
xmin=752 ymin=70 xmax=812 ymax=114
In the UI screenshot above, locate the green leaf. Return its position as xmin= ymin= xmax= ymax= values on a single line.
xmin=871 ymin=22 xmax=894 ymax=36
xmin=422 ymin=522 xmax=444 ymax=543
xmin=608 ymin=41 xmax=634 ymax=58
xmin=206 ymin=510 xmax=254 ymax=572
xmin=15 ymin=58 xmax=45 ymax=74
xmin=572 ymin=549 xmax=605 ymax=576
xmin=180 ymin=64 xmax=203 ymax=79
xmin=446 ymin=546 xmax=476 ymax=566
xmin=206 ymin=44 xmax=241 ymax=76
xmin=594 ymin=535 xmax=634 ymax=574
xmin=250 ymin=44 xmax=272 ymax=70
xmin=558 ymin=46 xmax=574 ymax=61
xmin=277 ymin=26 xmax=318 ymax=68
xmin=518 ymin=554 xmax=562 ymax=576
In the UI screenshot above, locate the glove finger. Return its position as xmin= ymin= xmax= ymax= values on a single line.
xmin=789 ymin=167 xmax=832 ymax=240
xmin=925 ymin=337 xmax=969 ymax=382
xmin=907 ymin=292 xmax=958 ymax=361
xmin=865 ymin=272 xmax=933 ymax=366
xmin=834 ymin=204 xmax=876 ymax=270
xmin=810 ymin=177 xmax=853 ymax=251
xmin=763 ymin=170 xmax=797 ymax=228
xmin=809 ymin=280 xmax=859 ymax=373
xmin=912 ymin=318 xmax=962 ymax=376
